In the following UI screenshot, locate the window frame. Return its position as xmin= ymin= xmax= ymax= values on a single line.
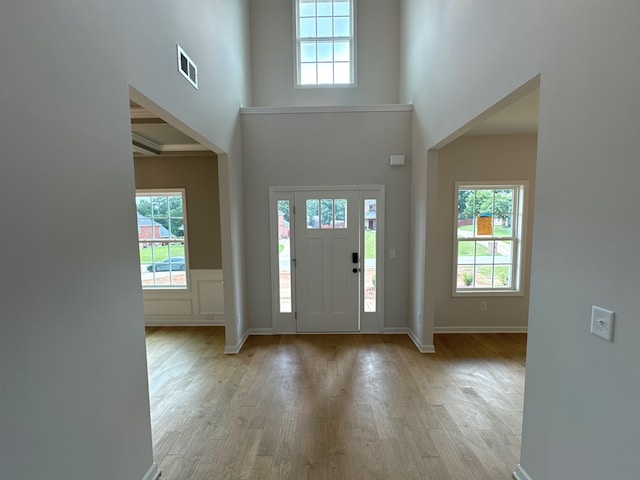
xmin=294 ymin=0 xmax=356 ymax=87
xmin=135 ymin=188 xmax=190 ymax=291
xmin=452 ymin=181 xmax=528 ymax=297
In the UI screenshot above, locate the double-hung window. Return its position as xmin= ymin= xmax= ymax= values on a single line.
xmin=454 ymin=182 xmax=527 ymax=295
xmin=295 ymin=0 xmax=355 ymax=86
xmin=136 ymin=190 xmax=188 ymax=289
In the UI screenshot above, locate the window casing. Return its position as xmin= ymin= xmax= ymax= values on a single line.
xmin=136 ymin=190 xmax=188 ymax=289
xmin=453 ymin=182 xmax=527 ymax=296
xmin=295 ymin=0 xmax=355 ymax=86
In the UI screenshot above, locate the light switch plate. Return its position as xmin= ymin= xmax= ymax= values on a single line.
xmin=591 ymin=306 xmax=615 ymax=342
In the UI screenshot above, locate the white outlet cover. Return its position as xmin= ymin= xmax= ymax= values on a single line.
xmin=591 ymin=306 xmax=615 ymax=342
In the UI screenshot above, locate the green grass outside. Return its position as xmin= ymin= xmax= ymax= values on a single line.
xmin=139 ymin=244 xmax=185 ymax=264
xmin=365 ymin=230 xmax=376 ymax=259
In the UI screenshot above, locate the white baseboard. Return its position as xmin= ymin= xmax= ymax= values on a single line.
xmin=407 ymin=328 xmax=436 ymax=353
xmin=141 ymin=463 xmax=160 ymax=480
xmin=434 ymin=326 xmax=528 ymax=334
xmin=224 ymin=329 xmax=249 ymax=354
xmin=248 ymin=328 xmax=275 ymax=335
xmin=513 ymin=464 xmax=533 ymax=480
xmin=383 ymin=327 xmax=409 ymax=334
xmin=145 ymin=318 xmax=225 ymax=327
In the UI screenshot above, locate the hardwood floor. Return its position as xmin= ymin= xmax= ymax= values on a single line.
xmin=146 ymin=327 xmax=526 ymax=480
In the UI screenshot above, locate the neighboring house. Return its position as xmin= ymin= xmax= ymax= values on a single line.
xmin=137 ymin=213 xmax=170 ymax=246
xmin=364 ymin=199 xmax=377 ymax=230
xmin=277 ymin=210 xmax=289 ymax=239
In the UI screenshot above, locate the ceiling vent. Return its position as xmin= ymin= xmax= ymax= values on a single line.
xmin=177 ymin=45 xmax=198 ymax=89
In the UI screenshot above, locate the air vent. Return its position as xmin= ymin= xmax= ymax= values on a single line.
xmin=177 ymin=45 xmax=198 ymax=89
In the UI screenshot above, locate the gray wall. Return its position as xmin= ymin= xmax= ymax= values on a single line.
xmin=401 ymin=0 xmax=640 ymax=478
xmin=249 ymin=0 xmax=400 ymax=107
xmin=0 ymin=0 xmax=250 ymax=479
xmin=435 ymin=135 xmax=537 ymax=331
xmin=242 ymin=109 xmax=411 ymax=330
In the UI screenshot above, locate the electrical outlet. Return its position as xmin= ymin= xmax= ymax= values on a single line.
xmin=591 ymin=306 xmax=614 ymax=342
xmin=480 ymin=301 xmax=487 ymax=311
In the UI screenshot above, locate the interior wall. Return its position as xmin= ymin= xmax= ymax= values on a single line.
xmin=435 ymin=135 xmax=537 ymax=331
xmin=0 ymin=0 xmax=251 ymax=479
xmin=401 ymin=0 xmax=640 ymax=478
xmin=249 ymin=0 xmax=400 ymax=107
xmin=241 ymin=109 xmax=411 ymax=330
xmin=134 ymin=155 xmax=222 ymax=269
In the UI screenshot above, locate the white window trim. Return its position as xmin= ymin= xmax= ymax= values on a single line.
xmin=136 ymin=188 xmax=190 ymax=291
xmin=293 ymin=0 xmax=357 ymax=88
xmin=452 ymin=181 xmax=528 ymax=297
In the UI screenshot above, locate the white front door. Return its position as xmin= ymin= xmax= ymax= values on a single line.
xmin=294 ymin=191 xmax=360 ymax=332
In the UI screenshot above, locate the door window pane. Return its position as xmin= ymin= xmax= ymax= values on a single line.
xmin=306 ymin=199 xmax=319 ymax=228
xmin=321 ymin=199 xmax=333 ymax=228
xmin=334 ymin=199 xmax=347 ymax=228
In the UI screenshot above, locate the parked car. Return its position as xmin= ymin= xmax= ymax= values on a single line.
xmin=147 ymin=257 xmax=186 ymax=272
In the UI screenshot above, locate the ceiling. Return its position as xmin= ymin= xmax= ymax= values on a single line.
xmin=130 ymin=89 xmax=540 ymax=155
xmin=464 ymin=88 xmax=540 ymax=136
xmin=130 ymin=102 xmax=209 ymax=156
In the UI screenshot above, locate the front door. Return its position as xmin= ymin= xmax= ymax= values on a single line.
xmin=294 ymin=191 xmax=360 ymax=332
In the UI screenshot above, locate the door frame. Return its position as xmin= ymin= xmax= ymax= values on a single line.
xmin=269 ymin=185 xmax=385 ymax=334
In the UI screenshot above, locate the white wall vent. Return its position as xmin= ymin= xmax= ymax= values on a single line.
xmin=177 ymin=45 xmax=198 ymax=89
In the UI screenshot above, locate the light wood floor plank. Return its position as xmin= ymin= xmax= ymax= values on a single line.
xmin=146 ymin=327 xmax=526 ymax=479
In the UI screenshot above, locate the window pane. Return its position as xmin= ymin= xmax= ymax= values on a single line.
xmin=334 ymin=17 xmax=350 ymax=36
xmin=300 ymin=17 xmax=316 ymax=38
xmin=495 ymin=240 xmax=513 ymax=263
xmin=317 ymin=41 xmax=333 ymax=61
xmin=475 ymin=265 xmax=493 ymax=288
xmin=334 ymin=41 xmax=350 ymax=61
xmin=334 ymin=63 xmax=350 ymax=83
xmin=277 ymin=200 xmax=292 ymax=313
xmin=457 ymin=265 xmax=474 ymax=289
xmin=317 ymin=0 xmax=332 ymax=16
xmin=300 ymin=63 xmax=317 ymax=84
xmin=321 ymin=199 xmax=333 ymax=228
xmin=364 ymin=199 xmax=376 ymax=312
xmin=301 ymin=41 xmax=317 ymax=62
xmin=476 ymin=241 xmax=494 ymax=264
xmin=317 ymin=63 xmax=334 ymax=83
xmin=141 ymin=243 xmax=186 ymax=287
xmin=334 ymin=199 xmax=347 ymax=228
xmin=306 ymin=199 xmax=319 ymax=228
xmin=333 ymin=0 xmax=350 ymax=16
xmin=299 ymin=0 xmax=316 ymax=17
xmin=495 ymin=214 xmax=513 ymax=237
xmin=475 ymin=189 xmax=493 ymax=215
xmin=317 ymin=17 xmax=332 ymax=36
xmin=457 ymin=240 xmax=475 ymax=265
xmin=494 ymin=265 xmax=511 ymax=287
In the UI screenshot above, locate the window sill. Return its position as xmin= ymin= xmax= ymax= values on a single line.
xmin=452 ymin=289 xmax=524 ymax=298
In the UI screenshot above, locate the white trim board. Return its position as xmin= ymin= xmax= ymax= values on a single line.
xmin=143 ymin=269 xmax=224 ymax=325
xmin=141 ymin=464 xmax=160 ymax=480
xmin=240 ymin=104 xmax=412 ymax=115
xmin=513 ymin=464 xmax=533 ymax=480
xmin=434 ymin=326 xmax=528 ymax=334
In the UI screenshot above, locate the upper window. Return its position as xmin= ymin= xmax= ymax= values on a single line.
xmin=295 ymin=0 xmax=355 ymax=86
xmin=454 ymin=182 xmax=527 ymax=295
xmin=136 ymin=190 xmax=188 ymax=289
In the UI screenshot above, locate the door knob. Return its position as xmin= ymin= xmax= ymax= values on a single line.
xmin=352 ymin=267 xmax=359 ymax=273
